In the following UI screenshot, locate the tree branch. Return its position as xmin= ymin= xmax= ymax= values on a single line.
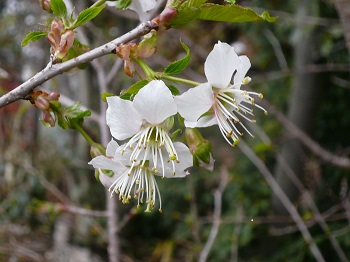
xmin=0 ymin=21 xmax=155 ymax=109
xmin=238 ymin=140 xmax=326 ymax=262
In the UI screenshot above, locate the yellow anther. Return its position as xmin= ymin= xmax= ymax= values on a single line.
xmin=259 ymin=93 xmax=263 ymax=99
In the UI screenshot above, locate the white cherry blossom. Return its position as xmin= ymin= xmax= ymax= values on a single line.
xmin=175 ymin=41 xmax=267 ymax=147
xmin=90 ymin=80 xmax=192 ymax=211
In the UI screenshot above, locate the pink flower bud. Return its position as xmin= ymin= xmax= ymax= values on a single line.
xmin=35 ymin=96 xmax=50 ymax=111
xmin=43 ymin=111 xmax=55 ymax=127
xmin=47 ymin=92 xmax=60 ymax=101
xmin=55 ymin=30 xmax=75 ymax=59
xmin=40 ymin=0 xmax=52 ymax=12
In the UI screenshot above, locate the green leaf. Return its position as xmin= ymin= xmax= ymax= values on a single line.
xmin=119 ymin=80 xmax=149 ymax=100
xmin=169 ymin=7 xmax=201 ymax=28
xmin=198 ymin=4 xmax=277 ymax=23
xmin=115 ymin=0 xmax=132 ymax=9
xmin=51 ymin=0 xmax=67 ymax=19
xmin=73 ymin=5 xmax=105 ymax=28
xmin=57 ymin=102 xmax=91 ymax=129
xmin=225 ymin=0 xmax=236 ymax=4
xmin=21 ymin=31 xmax=48 ymax=47
xmin=167 ymin=85 xmax=180 ymax=96
xmin=164 ymin=40 xmax=190 ymax=75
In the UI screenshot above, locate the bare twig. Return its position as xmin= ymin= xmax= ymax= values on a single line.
xmin=238 ymin=140 xmax=325 ymax=262
xmin=230 ymin=204 xmax=243 ymax=262
xmin=277 ymin=154 xmax=348 ymax=262
xmin=264 ymin=29 xmax=288 ymax=70
xmin=63 ymin=205 xmax=108 ymax=217
xmin=0 ymin=21 xmax=155 ymax=109
xmin=199 ymin=166 xmax=229 ymax=262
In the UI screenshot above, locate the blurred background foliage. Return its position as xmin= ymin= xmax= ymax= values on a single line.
xmin=1 ymin=0 xmax=350 ymax=261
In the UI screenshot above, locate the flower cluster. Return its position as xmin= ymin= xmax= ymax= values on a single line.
xmin=89 ymin=41 xmax=266 ymax=211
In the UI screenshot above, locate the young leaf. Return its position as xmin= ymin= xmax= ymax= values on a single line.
xmin=73 ymin=5 xmax=105 ymax=28
xmin=51 ymin=0 xmax=67 ymax=19
xmin=115 ymin=0 xmax=132 ymax=9
xmin=21 ymin=31 xmax=48 ymax=47
xmin=198 ymin=4 xmax=277 ymax=23
xmin=164 ymin=40 xmax=190 ymax=75
xmin=61 ymin=102 xmax=91 ymax=129
xmin=167 ymin=85 xmax=180 ymax=96
xmin=168 ymin=7 xmax=201 ymax=28
xmin=119 ymin=80 xmax=149 ymax=100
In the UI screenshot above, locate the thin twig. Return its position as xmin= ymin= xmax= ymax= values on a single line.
xmin=259 ymin=99 xmax=350 ymax=169
xmin=199 ymin=166 xmax=229 ymax=262
xmin=0 ymin=21 xmax=155 ymax=109
xmin=238 ymin=140 xmax=325 ymax=262
xmin=277 ymin=154 xmax=348 ymax=262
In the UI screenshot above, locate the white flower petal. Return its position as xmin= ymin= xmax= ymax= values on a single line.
xmin=106 ymin=96 xmax=142 ymax=140
xmin=133 ymin=80 xmax=177 ymax=125
xmin=106 ymin=140 xmax=119 ymax=156
xmin=233 ymin=55 xmax=251 ymax=85
xmin=128 ymin=0 xmax=157 ymax=22
xmin=175 ymin=83 xmax=214 ymax=122
xmin=205 ymin=41 xmax=239 ymax=89
xmin=185 ymin=114 xmax=218 ymax=128
xmin=88 ymin=156 xmax=125 ymax=172
xmin=157 ymin=142 xmax=192 ymax=178
xmin=99 ymin=172 xmax=117 ymax=188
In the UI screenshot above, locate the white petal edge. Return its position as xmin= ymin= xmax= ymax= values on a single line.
xmin=106 ymin=96 xmax=142 ymax=140
xmin=133 ymin=80 xmax=177 ymax=125
xmin=88 ymin=156 xmax=125 ymax=172
xmin=233 ymin=55 xmax=251 ymax=85
xmin=128 ymin=0 xmax=157 ymax=22
xmin=106 ymin=139 xmax=119 ymax=156
xmin=184 ymin=114 xmax=217 ymax=128
xmin=204 ymin=41 xmax=239 ymax=89
xmin=175 ymin=83 xmax=214 ymax=123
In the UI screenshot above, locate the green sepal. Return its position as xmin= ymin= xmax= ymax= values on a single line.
xmin=119 ymin=80 xmax=149 ymax=100
xmin=167 ymin=85 xmax=180 ymax=96
xmin=102 ymin=92 xmax=115 ymax=102
xmin=115 ymin=0 xmax=132 ymax=9
xmin=164 ymin=40 xmax=190 ymax=75
xmin=72 ymin=5 xmax=105 ymax=29
xmin=21 ymin=31 xmax=48 ymax=47
xmin=51 ymin=101 xmax=91 ymax=130
xmin=51 ymin=0 xmax=67 ymax=20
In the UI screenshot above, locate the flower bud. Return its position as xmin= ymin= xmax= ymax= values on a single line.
xmin=185 ymin=128 xmax=214 ymax=171
xmin=137 ymin=30 xmax=157 ymax=58
xmin=90 ymin=143 xmax=106 ymax=158
xmin=43 ymin=111 xmax=55 ymax=127
xmin=35 ymin=96 xmax=50 ymax=111
xmin=55 ymin=30 xmax=75 ymax=59
xmin=47 ymin=20 xmax=64 ymax=49
xmin=152 ymin=6 xmax=177 ymax=30
xmin=39 ymin=0 xmax=52 ymax=12
xmin=48 ymin=92 xmax=60 ymax=101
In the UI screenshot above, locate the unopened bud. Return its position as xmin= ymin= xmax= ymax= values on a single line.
xmin=39 ymin=0 xmax=52 ymax=12
xmin=152 ymin=6 xmax=177 ymax=30
xmin=43 ymin=111 xmax=55 ymax=127
xmin=55 ymin=30 xmax=75 ymax=59
xmin=35 ymin=96 xmax=50 ymax=111
xmin=185 ymin=128 xmax=214 ymax=171
xmin=137 ymin=30 xmax=157 ymax=58
xmin=48 ymin=92 xmax=60 ymax=101
xmin=48 ymin=20 xmax=64 ymax=49
xmin=90 ymin=143 xmax=106 ymax=158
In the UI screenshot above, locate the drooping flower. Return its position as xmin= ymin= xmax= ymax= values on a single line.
xmin=175 ymin=41 xmax=267 ymax=147
xmin=89 ymin=80 xmax=192 ymax=212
